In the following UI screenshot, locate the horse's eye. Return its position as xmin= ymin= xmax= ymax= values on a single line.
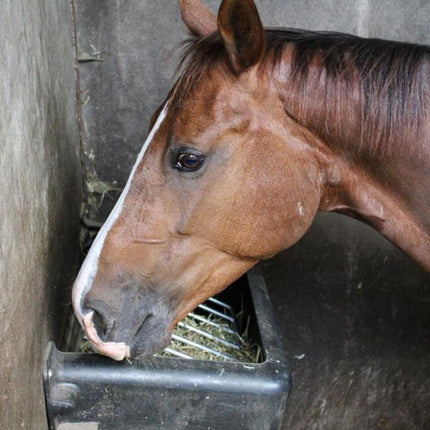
xmin=174 ymin=150 xmax=205 ymax=172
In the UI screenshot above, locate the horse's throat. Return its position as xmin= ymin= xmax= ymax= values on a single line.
xmin=319 ymin=160 xmax=430 ymax=272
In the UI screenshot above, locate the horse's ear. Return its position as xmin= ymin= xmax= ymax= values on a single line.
xmin=179 ymin=0 xmax=217 ymax=37
xmin=218 ymin=0 xmax=265 ymax=73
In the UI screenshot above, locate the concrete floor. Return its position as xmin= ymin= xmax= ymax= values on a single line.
xmin=263 ymin=213 xmax=430 ymax=430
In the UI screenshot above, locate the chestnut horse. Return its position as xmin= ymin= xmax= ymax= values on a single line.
xmin=72 ymin=0 xmax=430 ymax=360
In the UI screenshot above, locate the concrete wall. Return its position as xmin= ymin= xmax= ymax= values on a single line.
xmin=0 ymin=1 xmax=82 ymax=429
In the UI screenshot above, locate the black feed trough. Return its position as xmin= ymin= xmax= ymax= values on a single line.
xmin=44 ymin=267 xmax=291 ymax=430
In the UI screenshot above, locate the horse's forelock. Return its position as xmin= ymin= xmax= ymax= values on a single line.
xmin=172 ymin=32 xmax=231 ymax=110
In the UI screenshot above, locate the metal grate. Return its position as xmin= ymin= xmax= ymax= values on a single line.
xmin=161 ymin=297 xmax=244 ymax=361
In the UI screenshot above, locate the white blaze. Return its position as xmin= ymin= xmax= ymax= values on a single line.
xmin=72 ymin=103 xmax=169 ymax=326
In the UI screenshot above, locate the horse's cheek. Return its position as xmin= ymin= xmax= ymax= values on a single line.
xmin=255 ymin=159 xmax=320 ymax=256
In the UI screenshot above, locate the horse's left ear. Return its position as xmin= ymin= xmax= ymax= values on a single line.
xmin=179 ymin=0 xmax=217 ymax=37
xmin=218 ymin=0 xmax=265 ymax=73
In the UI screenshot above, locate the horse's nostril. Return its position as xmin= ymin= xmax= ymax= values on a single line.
xmin=127 ymin=313 xmax=154 ymax=344
xmin=82 ymin=298 xmax=112 ymax=341
xmin=134 ymin=314 xmax=153 ymax=337
xmin=92 ymin=310 xmax=108 ymax=339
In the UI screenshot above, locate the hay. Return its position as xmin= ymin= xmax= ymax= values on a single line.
xmin=79 ymin=161 xmax=121 ymax=254
xmin=85 ymin=170 xmax=121 ymax=212
xmin=156 ymin=312 xmax=262 ymax=363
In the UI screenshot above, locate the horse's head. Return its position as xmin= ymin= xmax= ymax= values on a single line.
xmin=72 ymin=0 xmax=322 ymax=360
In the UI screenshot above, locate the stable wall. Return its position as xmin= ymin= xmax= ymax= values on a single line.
xmin=0 ymin=1 xmax=82 ymax=429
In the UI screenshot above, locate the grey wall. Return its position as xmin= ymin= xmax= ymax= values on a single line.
xmin=0 ymin=1 xmax=82 ymax=429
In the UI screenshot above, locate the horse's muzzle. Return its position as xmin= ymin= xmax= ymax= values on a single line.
xmin=82 ymin=293 xmax=173 ymax=360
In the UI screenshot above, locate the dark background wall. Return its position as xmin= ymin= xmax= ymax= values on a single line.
xmin=74 ymin=1 xmax=430 ymax=429
xmin=0 ymin=1 xmax=82 ymax=429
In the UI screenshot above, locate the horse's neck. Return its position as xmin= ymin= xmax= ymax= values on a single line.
xmin=318 ymin=150 xmax=430 ymax=271
xmin=276 ymin=69 xmax=430 ymax=271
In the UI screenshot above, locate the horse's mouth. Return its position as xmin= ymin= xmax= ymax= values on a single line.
xmin=83 ymin=311 xmax=131 ymax=361
xmin=83 ymin=310 xmax=172 ymax=361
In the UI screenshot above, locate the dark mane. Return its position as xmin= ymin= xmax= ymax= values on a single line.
xmin=174 ymin=29 xmax=430 ymax=156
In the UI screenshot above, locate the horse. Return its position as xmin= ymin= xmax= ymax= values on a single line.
xmin=72 ymin=0 xmax=430 ymax=361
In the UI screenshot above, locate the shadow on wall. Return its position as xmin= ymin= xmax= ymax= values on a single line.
xmin=263 ymin=212 xmax=430 ymax=429
xmin=0 ymin=0 xmax=82 ymax=429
